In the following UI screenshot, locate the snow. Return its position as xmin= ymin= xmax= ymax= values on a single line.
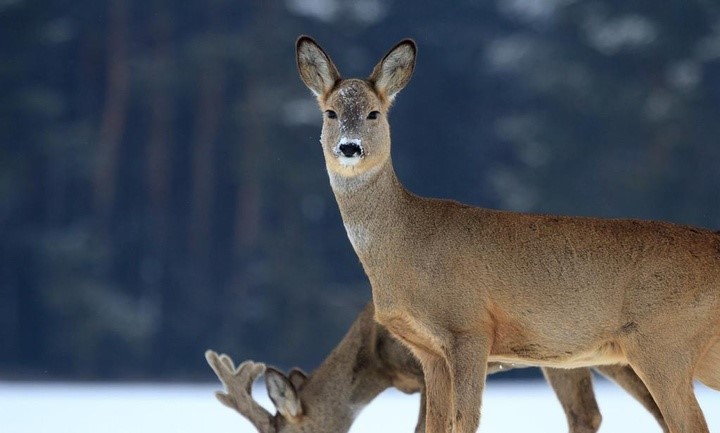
xmin=0 ymin=379 xmax=717 ymax=433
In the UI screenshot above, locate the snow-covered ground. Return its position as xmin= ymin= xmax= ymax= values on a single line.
xmin=0 ymin=379 xmax=717 ymax=433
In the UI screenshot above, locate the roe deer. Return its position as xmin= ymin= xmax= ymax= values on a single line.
xmin=206 ymin=303 xmax=667 ymax=433
xmin=295 ymin=35 xmax=720 ymax=433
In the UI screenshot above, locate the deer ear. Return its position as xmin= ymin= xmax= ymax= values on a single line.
xmin=287 ymin=367 xmax=308 ymax=389
xmin=296 ymin=35 xmax=341 ymax=97
xmin=369 ymin=39 xmax=416 ymax=102
xmin=265 ymin=367 xmax=304 ymax=421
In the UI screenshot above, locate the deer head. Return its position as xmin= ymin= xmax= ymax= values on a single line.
xmin=205 ymin=350 xmax=371 ymax=433
xmin=296 ymin=36 xmax=416 ymax=181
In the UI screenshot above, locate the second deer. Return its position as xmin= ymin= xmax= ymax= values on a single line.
xmin=207 ymin=303 xmax=666 ymax=433
xmin=295 ymin=36 xmax=720 ymax=433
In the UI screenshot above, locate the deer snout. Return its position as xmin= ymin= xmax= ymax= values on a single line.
xmin=334 ymin=138 xmax=365 ymax=167
xmin=339 ymin=142 xmax=363 ymax=157
xmin=334 ymin=137 xmax=365 ymax=160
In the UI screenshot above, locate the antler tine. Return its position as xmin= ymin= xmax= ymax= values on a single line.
xmin=205 ymin=350 xmax=275 ymax=433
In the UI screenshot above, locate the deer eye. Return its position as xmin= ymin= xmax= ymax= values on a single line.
xmin=325 ymin=110 xmax=337 ymax=119
xmin=367 ymin=111 xmax=380 ymax=120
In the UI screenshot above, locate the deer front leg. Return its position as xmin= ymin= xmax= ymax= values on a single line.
xmin=542 ymin=367 xmax=602 ymax=433
xmin=447 ymin=333 xmax=490 ymax=433
xmin=417 ymin=352 xmax=453 ymax=433
xmin=413 ymin=332 xmax=489 ymax=433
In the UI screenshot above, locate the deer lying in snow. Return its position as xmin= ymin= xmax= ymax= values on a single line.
xmin=206 ymin=303 xmax=667 ymax=433
xmin=294 ymin=35 xmax=720 ymax=433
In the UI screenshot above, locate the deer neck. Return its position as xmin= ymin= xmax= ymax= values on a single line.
xmin=300 ymin=307 xmax=392 ymax=427
xmin=327 ymin=158 xmax=410 ymax=266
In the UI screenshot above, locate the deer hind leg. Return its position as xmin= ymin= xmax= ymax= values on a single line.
xmin=625 ymin=339 xmax=710 ymax=433
xmin=595 ymin=364 xmax=667 ymax=432
xmin=542 ymin=367 xmax=602 ymax=433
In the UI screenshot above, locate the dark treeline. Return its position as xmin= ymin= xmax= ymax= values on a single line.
xmin=1 ymin=0 xmax=719 ymax=380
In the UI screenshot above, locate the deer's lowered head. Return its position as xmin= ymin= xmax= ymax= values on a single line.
xmin=206 ymin=350 xmax=354 ymax=433
xmin=296 ymin=35 xmax=415 ymax=187
xmin=205 ymin=307 xmax=414 ymax=433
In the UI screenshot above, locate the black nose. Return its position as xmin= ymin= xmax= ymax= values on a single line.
xmin=339 ymin=142 xmax=362 ymax=157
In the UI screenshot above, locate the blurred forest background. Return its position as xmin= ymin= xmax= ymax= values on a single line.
xmin=2 ymin=0 xmax=720 ymax=380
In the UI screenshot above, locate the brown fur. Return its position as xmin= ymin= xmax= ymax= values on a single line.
xmin=295 ymin=35 xmax=720 ymax=433
xmin=207 ymin=303 xmax=667 ymax=433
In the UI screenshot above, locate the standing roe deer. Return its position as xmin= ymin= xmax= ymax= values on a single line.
xmin=206 ymin=303 xmax=667 ymax=433
xmin=294 ymin=35 xmax=720 ymax=433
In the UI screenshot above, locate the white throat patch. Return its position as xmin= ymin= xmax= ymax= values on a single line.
xmin=338 ymin=155 xmax=361 ymax=167
xmin=327 ymin=162 xmax=383 ymax=194
xmin=344 ymin=223 xmax=371 ymax=252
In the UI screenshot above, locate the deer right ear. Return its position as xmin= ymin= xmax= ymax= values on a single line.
xmin=287 ymin=367 xmax=309 ymax=390
xmin=265 ymin=367 xmax=304 ymax=421
xmin=296 ymin=35 xmax=341 ymax=97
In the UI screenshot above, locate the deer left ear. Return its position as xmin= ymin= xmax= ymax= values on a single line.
xmin=265 ymin=367 xmax=304 ymax=421
xmin=369 ymin=39 xmax=417 ymax=102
